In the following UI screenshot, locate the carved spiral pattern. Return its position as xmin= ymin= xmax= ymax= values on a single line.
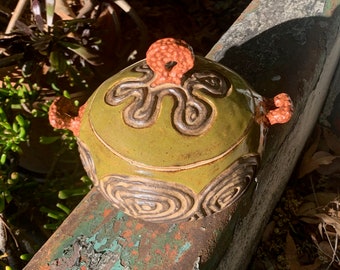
xmin=99 ymin=175 xmax=196 ymax=223
xmin=78 ymin=154 xmax=259 ymax=223
xmin=76 ymin=137 xmax=259 ymax=222
xmin=105 ymin=63 xmax=229 ymax=136
xmin=199 ymin=154 xmax=259 ymax=216
xmin=77 ymin=139 xmax=98 ymax=186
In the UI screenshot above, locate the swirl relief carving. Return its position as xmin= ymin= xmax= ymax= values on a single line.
xmin=99 ymin=175 xmax=197 ymax=223
xmin=77 ymin=150 xmax=259 ymax=223
xmin=99 ymin=154 xmax=258 ymax=223
xmin=105 ymin=63 xmax=229 ymax=136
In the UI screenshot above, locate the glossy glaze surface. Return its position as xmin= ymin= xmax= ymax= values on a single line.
xmin=78 ymin=50 xmax=265 ymax=222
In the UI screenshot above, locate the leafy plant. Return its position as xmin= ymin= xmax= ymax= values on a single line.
xmin=0 ymin=66 xmax=89 ymax=268
xmin=40 ymin=203 xmax=71 ymax=230
xmin=0 ymin=77 xmax=40 ymax=165
xmin=0 ymin=0 xmax=148 ymax=267
xmin=0 ymin=111 xmax=29 ymax=164
xmin=41 ymin=175 xmax=92 ymax=230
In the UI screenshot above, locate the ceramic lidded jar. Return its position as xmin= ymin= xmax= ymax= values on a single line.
xmin=49 ymin=38 xmax=293 ymax=223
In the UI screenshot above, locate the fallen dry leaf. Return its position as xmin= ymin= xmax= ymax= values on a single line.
xmin=55 ymin=0 xmax=76 ymax=20
xmin=298 ymin=150 xmax=337 ymax=178
xmin=315 ymin=213 xmax=340 ymax=237
xmin=317 ymin=157 xmax=340 ymax=175
xmin=318 ymin=241 xmax=335 ymax=260
xmin=285 ymin=233 xmax=300 ymax=269
xmin=298 ymin=128 xmax=321 ymax=178
xmin=297 ymin=201 xmax=317 ymax=216
xmin=285 ymin=233 xmax=322 ymax=270
xmin=304 ymin=192 xmax=339 ymax=206
xmin=323 ymin=127 xmax=340 ymax=155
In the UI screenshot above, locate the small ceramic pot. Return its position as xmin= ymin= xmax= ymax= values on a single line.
xmin=49 ymin=38 xmax=292 ymax=223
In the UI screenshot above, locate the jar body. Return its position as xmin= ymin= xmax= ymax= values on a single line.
xmin=78 ymin=56 xmax=265 ymax=223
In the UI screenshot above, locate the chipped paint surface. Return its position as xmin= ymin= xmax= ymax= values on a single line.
xmin=26 ymin=187 xmax=245 ymax=270
xmin=176 ymin=242 xmax=192 ymax=262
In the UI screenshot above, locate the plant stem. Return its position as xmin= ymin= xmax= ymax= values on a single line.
xmin=5 ymin=0 xmax=29 ymax=34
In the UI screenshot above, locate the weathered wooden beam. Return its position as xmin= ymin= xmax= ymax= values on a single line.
xmin=25 ymin=180 xmax=254 ymax=269
xmin=24 ymin=1 xmax=340 ymax=269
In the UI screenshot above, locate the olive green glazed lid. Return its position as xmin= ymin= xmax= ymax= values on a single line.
xmin=77 ymin=38 xmax=267 ymax=223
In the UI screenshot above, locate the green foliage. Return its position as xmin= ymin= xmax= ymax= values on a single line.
xmin=58 ymin=176 xmax=92 ymax=199
xmin=0 ymin=172 xmax=19 ymax=213
xmin=0 ymin=111 xmax=29 ymax=163
xmin=40 ymin=128 xmax=78 ymax=151
xmin=20 ymin=253 xmax=33 ymax=261
xmin=20 ymin=15 xmax=101 ymax=91
xmin=40 ymin=203 xmax=71 ymax=230
xmin=0 ymin=0 xmax=121 ymax=267
xmin=0 ymin=74 xmax=89 ymax=222
xmin=41 ymin=175 xmax=91 ymax=230
xmin=0 ymin=77 xmax=37 ymax=166
xmin=0 ymin=77 xmax=39 ymax=110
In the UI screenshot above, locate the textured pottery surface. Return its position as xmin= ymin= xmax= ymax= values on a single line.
xmin=59 ymin=38 xmax=291 ymax=223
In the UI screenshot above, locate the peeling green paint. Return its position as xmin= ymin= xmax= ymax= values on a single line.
xmin=87 ymin=233 xmax=108 ymax=250
xmin=112 ymin=260 xmax=127 ymax=270
xmin=116 ymin=211 xmax=125 ymax=221
xmin=176 ymin=242 xmax=192 ymax=262
xmin=29 ymin=187 xmax=234 ymax=269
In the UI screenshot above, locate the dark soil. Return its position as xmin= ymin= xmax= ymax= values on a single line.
xmin=127 ymin=0 xmax=252 ymax=55
xmin=96 ymin=0 xmax=253 ymax=78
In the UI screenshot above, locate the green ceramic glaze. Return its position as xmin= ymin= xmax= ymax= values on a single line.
xmin=77 ymin=39 xmax=268 ymax=223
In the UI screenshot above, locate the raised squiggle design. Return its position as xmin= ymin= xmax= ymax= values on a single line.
xmin=105 ymin=63 xmax=229 ymax=136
